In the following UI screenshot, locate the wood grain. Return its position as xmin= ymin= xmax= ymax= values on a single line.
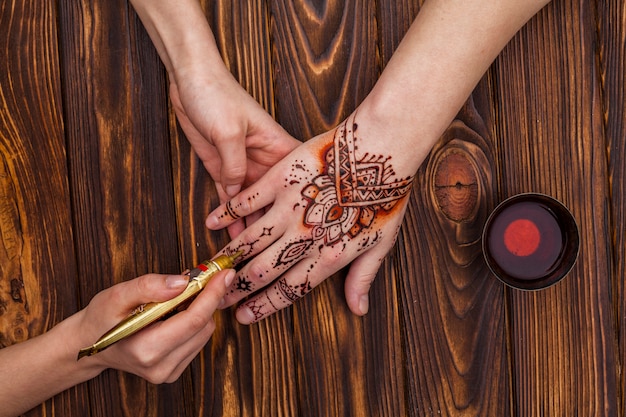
xmin=398 ymin=93 xmax=511 ymax=416
xmin=0 ymin=0 xmax=88 ymax=415
xmin=270 ymin=0 xmax=379 ymax=138
xmin=597 ymin=1 xmax=626 ymax=416
xmin=492 ymin=2 xmax=618 ymax=415
xmin=1 ymin=0 xmax=624 ymax=415
xmin=57 ymin=0 xmax=185 ymax=415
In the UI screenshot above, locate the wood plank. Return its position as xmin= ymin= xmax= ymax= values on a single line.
xmin=378 ymin=1 xmax=512 ymax=414
xmin=492 ymin=1 xmax=618 ymax=414
xmin=398 ymin=93 xmax=511 ymax=416
xmin=57 ymin=0 xmax=189 ymax=415
xmin=597 ymin=0 xmax=626 ymax=415
xmin=270 ymin=0 xmax=379 ymax=139
xmin=0 ymin=0 xmax=89 ymax=415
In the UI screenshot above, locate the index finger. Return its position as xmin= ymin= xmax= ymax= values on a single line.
xmin=147 ymin=269 xmax=235 ymax=343
xmin=205 ymin=185 xmax=275 ymax=230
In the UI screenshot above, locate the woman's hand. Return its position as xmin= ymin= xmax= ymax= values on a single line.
xmin=206 ymin=112 xmax=415 ymax=323
xmin=78 ymin=269 xmax=234 ymax=383
xmin=169 ymin=71 xmax=300 ymax=236
xmin=129 ymin=0 xmax=300 ymax=237
xmin=0 ymin=269 xmax=235 ymax=416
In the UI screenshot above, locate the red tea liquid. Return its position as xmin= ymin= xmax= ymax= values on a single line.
xmin=486 ymin=201 xmax=564 ymax=280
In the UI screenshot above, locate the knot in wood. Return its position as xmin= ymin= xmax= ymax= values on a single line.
xmin=433 ymin=152 xmax=478 ymax=222
xmin=10 ymin=278 xmax=24 ymax=303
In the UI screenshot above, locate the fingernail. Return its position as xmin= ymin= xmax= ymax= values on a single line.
xmin=205 ymin=215 xmax=218 ymax=229
xmin=359 ymin=294 xmax=369 ymax=315
xmin=225 ymin=184 xmax=241 ymax=197
xmin=224 ymin=270 xmax=236 ymax=287
xmin=236 ymin=305 xmax=255 ymax=325
xmin=166 ymin=275 xmax=189 ymax=289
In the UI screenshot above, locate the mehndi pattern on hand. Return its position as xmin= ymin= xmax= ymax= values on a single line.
xmin=276 ymin=112 xmax=413 ymax=266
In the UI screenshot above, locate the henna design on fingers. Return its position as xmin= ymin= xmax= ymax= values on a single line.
xmin=277 ymin=112 xmax=414 ymax=265
xmin=224 ymin=226 xmax=274 ymax=262
xmin=243 ymin=298 xmax=267 ymax=322
xmin=226 ymin=200 xmax=241 ymax=220
xmin=275 ymin=238 xmax=313 ymax=267
xmin=239 ymin=275 xmax=313 ymax=322
xmin=235 ymin=275 xmax=254 ymax=292
xmin=276 ymin=276 xmax=312 ymax=302
xmin=218 ymin=192 xmax=261 ymax=221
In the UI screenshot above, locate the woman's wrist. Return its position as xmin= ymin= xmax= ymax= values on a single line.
xmin=130 ymin=0 xmax=229 ymax=83
xmin=353 ymin=89 xmax=442 ymax=178
xmin=0 ymin=313 xmax=105 ymax=415
xmin=47 ymin=312 xmax=108 ymax=380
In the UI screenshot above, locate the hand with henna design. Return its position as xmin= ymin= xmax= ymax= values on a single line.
xmin=205 ymin=0 xmax=552 ymax=323
xmin=207 ymin=112 xmax=416 ymax=322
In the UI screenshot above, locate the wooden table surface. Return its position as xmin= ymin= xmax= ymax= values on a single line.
xmin=1 ymin=0 xmax=624 ymax=416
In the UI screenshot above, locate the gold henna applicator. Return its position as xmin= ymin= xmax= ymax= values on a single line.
xmin=77 ymin=252 xmax=242 ymax=360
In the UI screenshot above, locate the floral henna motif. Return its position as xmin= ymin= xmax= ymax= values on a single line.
xmin=276 ymin=113 xmax=413 ymax=267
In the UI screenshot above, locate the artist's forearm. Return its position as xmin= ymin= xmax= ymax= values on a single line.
xmin=0 ymin=314 xmax=103 ymax=416
xmin=358 ymin=0 xmax=552 ymax=173
xmin=129 ymin=0 xmax=229 ymax=82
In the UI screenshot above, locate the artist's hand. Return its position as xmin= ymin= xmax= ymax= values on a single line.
xmin=128 ymin=0 xmax=300 ymax=237
xmin=206 ymin=112 xmax=416 ymax=323
xmin=77 ymin=269 xmax=234 ymax=383
xmin=170 ymin=72 xmax=300 ymax=237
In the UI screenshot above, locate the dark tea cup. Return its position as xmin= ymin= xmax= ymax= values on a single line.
xmin=482 ymin=193 xmax=580 ymax=290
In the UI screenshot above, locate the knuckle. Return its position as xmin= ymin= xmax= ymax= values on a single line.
xmin=319 ymin=244 xmax=345 ymax=264
xmin=187 ymin=312 xmax=211 ymax=332
xmin=226 ymin=164 xmax=247 ymax=181
xmin=235 ymin=227 xmax=259 ymax=247
xmin=144 ymin=368 xmax=171 ymax=385
xmin=139 ymin=349 xmax=162 ymax=369
xmin=128 ymin=349 xmax=160 ymax=371
xmin=134 ymin=274 xmax=157 ymax=295
xmin=211 ymin=124 xmax=244 ymax=144
xmin=247 ymin=261 xmax=272 ymax=284
xmin=234 ymin=194 xmax=253 ymax=213
xmin=106 ymin=283 xmax=126 ymax=302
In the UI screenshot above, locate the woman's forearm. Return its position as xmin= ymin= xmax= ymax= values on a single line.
xmin=359 ymin=0 xmax=552 ymax=174
xmin=0 ymin=314 xmax=103 ymax=416
xmin=129 ymin=0 xmax=229 ymax=81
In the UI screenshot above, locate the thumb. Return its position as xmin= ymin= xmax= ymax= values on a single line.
xmin=112 ymin=274 xmax=190 ymax=311
xmin=344 ymin=250 xmax=386 ymax=316
xmin=215 ymin=130 xmax=247 ymax=197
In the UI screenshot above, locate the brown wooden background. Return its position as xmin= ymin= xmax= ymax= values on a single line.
xmin=1 ymin=0 xmax=624 ymax=416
